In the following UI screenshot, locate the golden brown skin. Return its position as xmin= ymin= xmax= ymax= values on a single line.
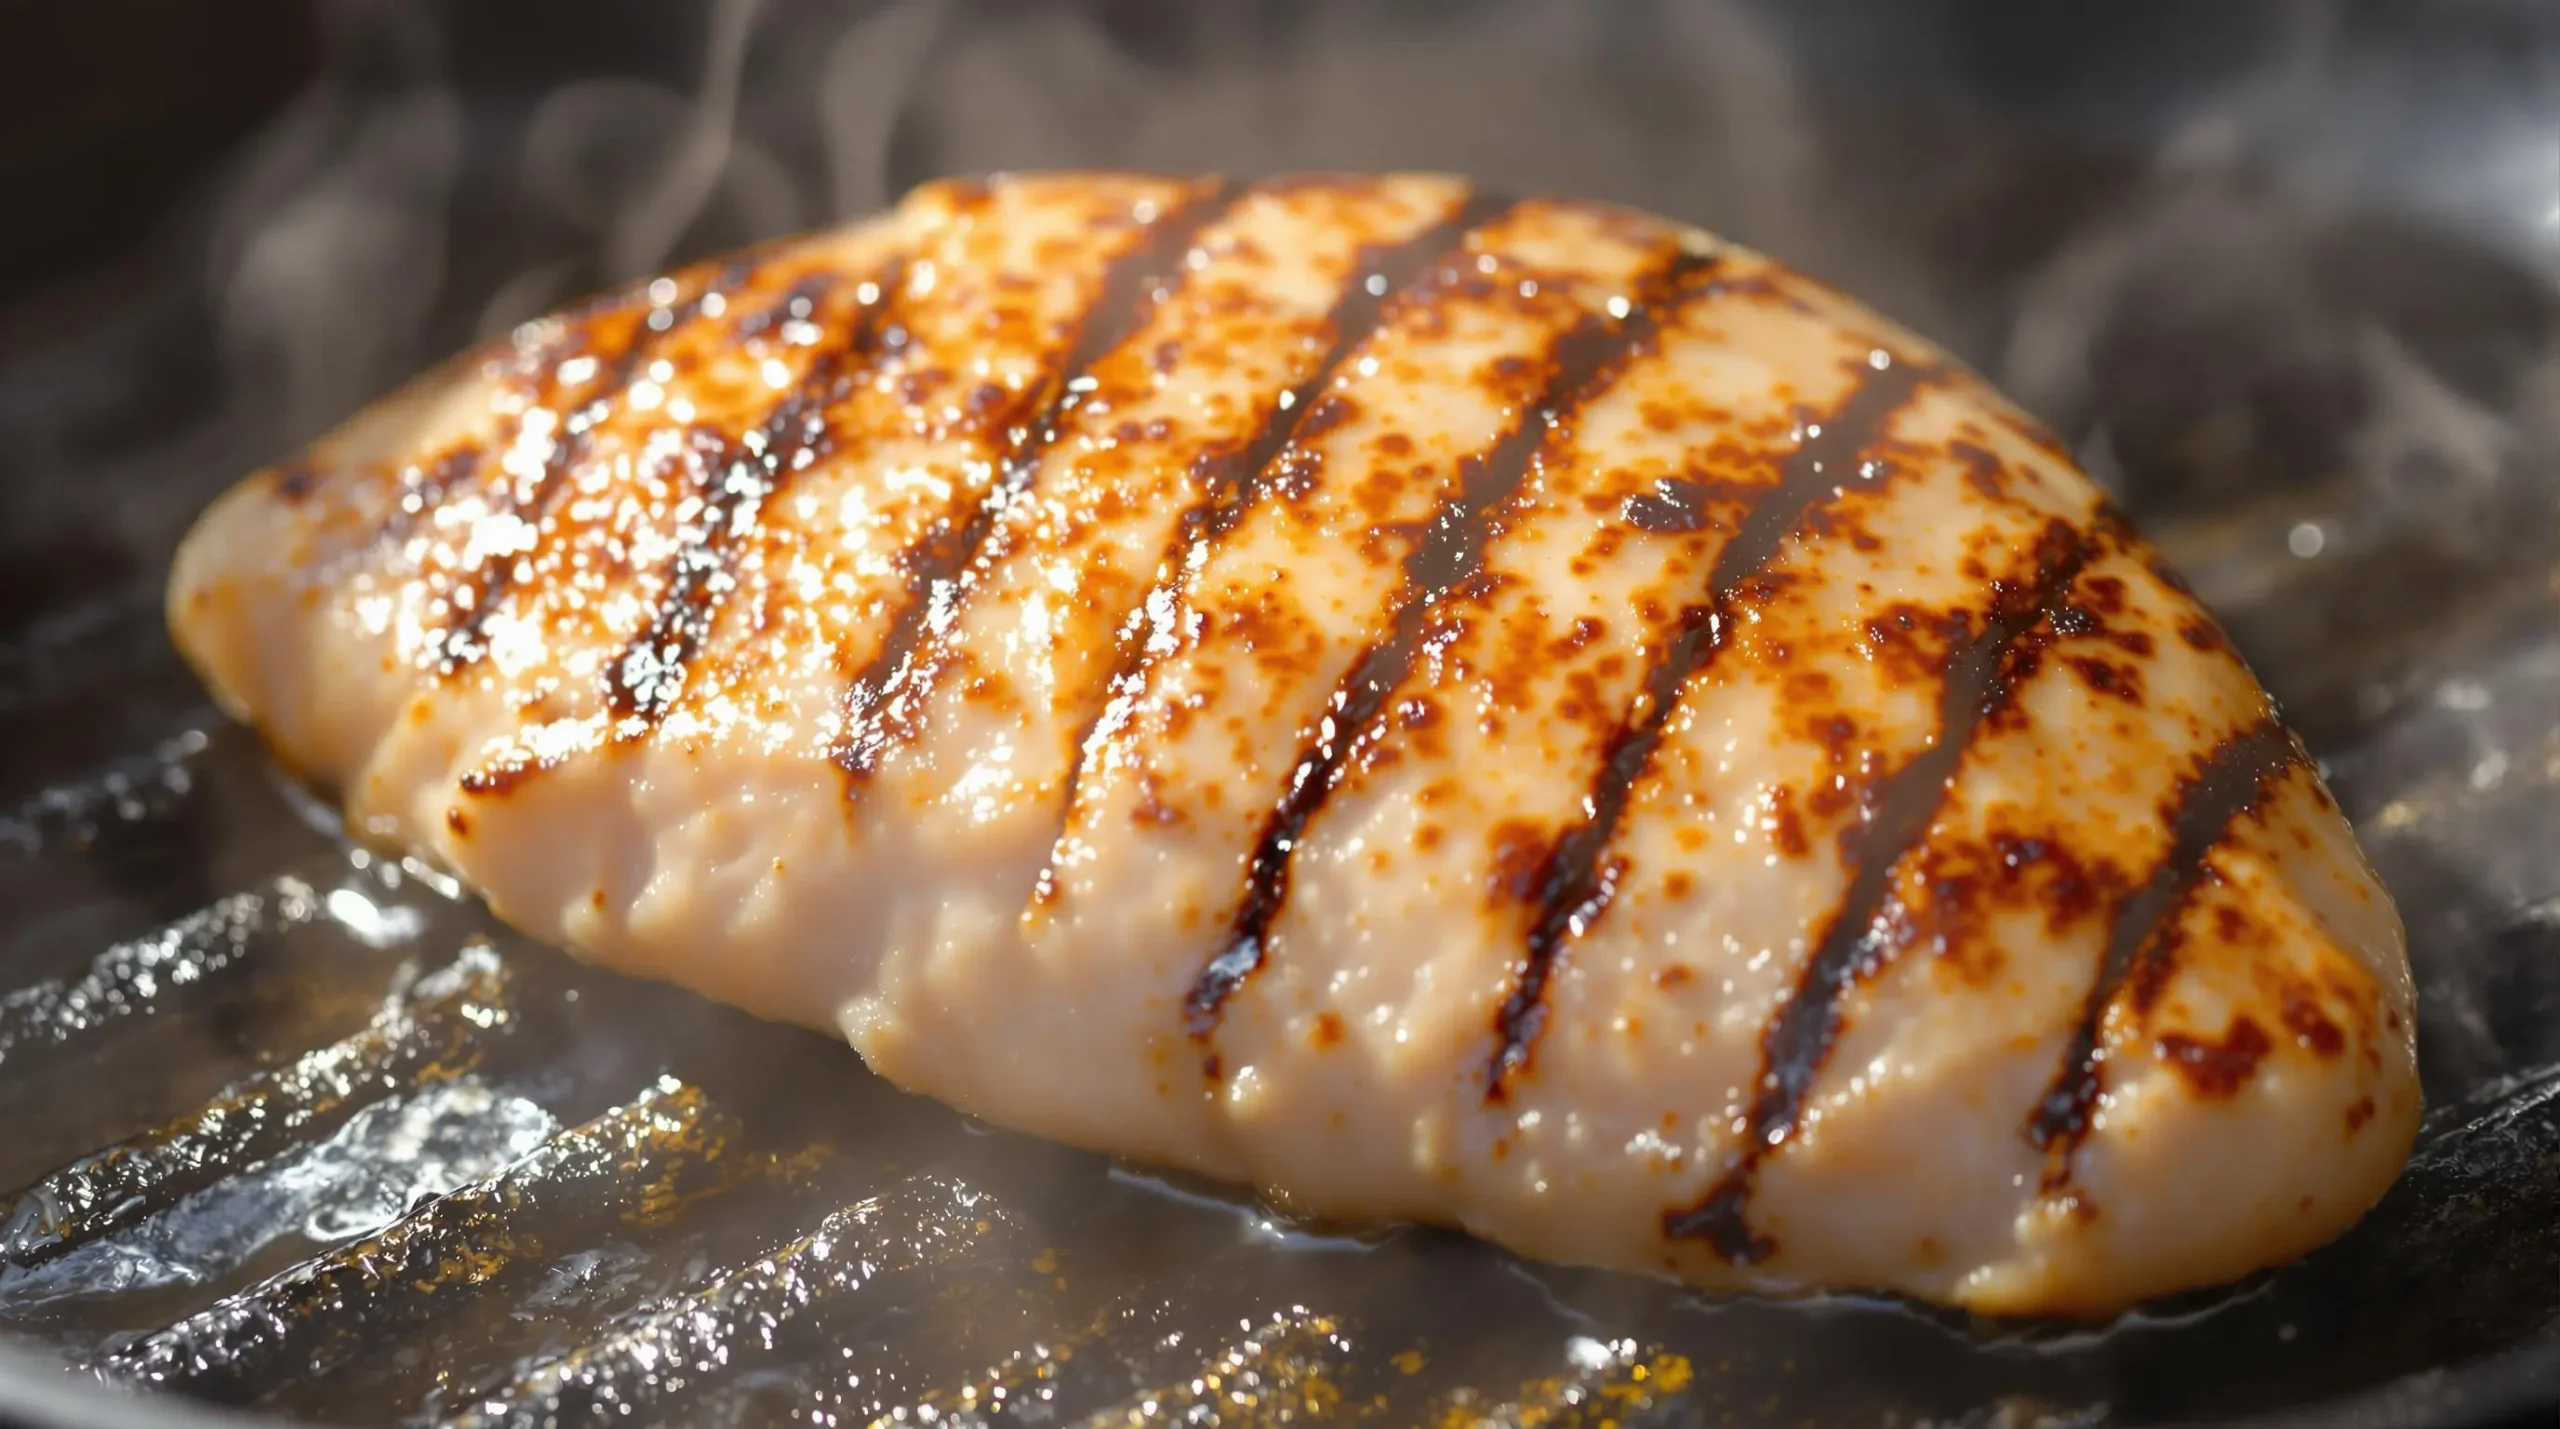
xmin=168 ymin=173 xmax=2419 ymax=1316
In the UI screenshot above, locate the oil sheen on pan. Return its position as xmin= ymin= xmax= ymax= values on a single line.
xmin=164 ymin=171 xmax=2421 ymax=1317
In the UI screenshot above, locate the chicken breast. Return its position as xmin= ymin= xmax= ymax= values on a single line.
xmin=166 ymin=172 xmax=2420 ymax=1316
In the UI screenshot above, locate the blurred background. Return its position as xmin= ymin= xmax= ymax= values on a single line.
xmin=1 ymin=2 xmax=2559 ymax=1425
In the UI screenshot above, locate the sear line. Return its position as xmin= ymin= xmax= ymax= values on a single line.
xmin=435 ymin=265 xmax=748 ymax=676
xmin=1486 ymin=350 xmax=1943 ymax=1099
xmin=1663 ymin=514 xmax=2104 ymax=1262
xmin=602 ymin=259 xmax=910 ymax=726
xmin=1037 ymin=189 xmax=1517 ymax=900
xmin=2024 ymin=716 xmax=2304 ymax=1171
xmin=831 ymin=179 xmax=1244 ymax=784
xmin=1184 ymin=246 xmax=1721 ymax=1047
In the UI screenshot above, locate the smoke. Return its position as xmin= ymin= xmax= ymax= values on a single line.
xmin=199 ymin=0 xmax=1870 ymax=446
xmin=192 ymin=1 xmax=2560 ymax=522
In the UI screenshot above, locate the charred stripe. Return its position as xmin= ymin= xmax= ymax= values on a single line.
xmin=830 ymin=178 xmax=1245 ymax=783
xmin=432 ymin=265 xmax=748 ymax=676
xmin=602 ymin=259 xmax=910 ymax=726
xmin=1485 ymin=352 xmax=1942 ymax=1099
xmin=2024 ymin=716 xmax=2305 ymax=1167
xmin=1036 ymin=188 xmax=1516 ymax=896
xmin=1185 ymin=244 xmax=1721 ymax=1045
xmin=1663 ymin=514 xmax=2105 ymax=1262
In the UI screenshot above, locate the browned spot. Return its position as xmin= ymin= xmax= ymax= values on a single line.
xmin=2178 ymin=618 xmax=2228 ymax=654
xmin=1488 ymin=820 xmax=1550 ymax=903
xmin=1896 ymin=831 xmax=2127 ymax=988
xmin=2346 ymin=1096 xmax=2376 ymax=1132
xmin=1766 ymin=786 xmax=1809 ymax=858
xmin=1311 ymin=1012 xmax=1345 ymax=1049
xmin=272 ymin=458 xmax=322 ymax=502
xmin=894 ymin=366 xmax=947 ymax=409
xmin=1295 ymin=392 xmax=1360 ymax=447
xmin=1553 ymin=616 xmax=1607 ymax=655
xmin=2279 ymin=982 xmax=2347 ymax=1057
xmin=965 ymin=380 xmax=1014 ymax=423
xmin=589 ymin=888 xmax=607 ymax=911
xmin=1861 ymin=603 xmax=1971 ymax=687
xmin=1416 ymin=823 xmax=1444 ymax=852
xmin=1773 ymin=674 xmax=1835 ymax=714
xmin=2157 ymin=1016 xmax=2273 ymax=1098
xmin=1806 ymin=777 xmax=1865 ymax=821
xmin=1808 ymin=712 xmax=1862 ymax=768
xmin=1622 ymin=476 xmax=1714 ymax=534
xmin=2069 ymin=655 xmax=2144 ymax=703
xmin=458 ymin=748 xmax=566 ymax=797
xmin=1653 ymin=963 xmax=1695 ymax=990
xmin=445 ymin=807 xmax=471 ymax=837
xmin=2212 ymin=904 xmax=2260 ymax=947
xmin=1663 ymin=871 xmax=1695 ymax=900
xmin=1947 ymin=439 xmax=2007 ymax=500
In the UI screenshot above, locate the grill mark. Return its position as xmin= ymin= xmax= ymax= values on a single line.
xmin=1177 ymin=191 xmax=1518 ymax=559
xmin=830 ymin=178 xmax=1243 ymax=783
xmin=365 ymin=445 xmax=484 ymax=554
xmin=431 ymin=268 xmax=746 ymax=676
xmin=601 ymin=259 xmax=909 ymax=726
xmin=1035 ymin=189 xmax=1515 ymax=895
xmin=1183 ymin=244 xmax=1719 ymax=1044
xmin=350 ymin=244 xmax=836 ymax=563
xmin=1662 ymin=515 xmax=2104 ymax=1262
xmin=1484 ymin=354 xmax=1940 ymax=1099
xmin=2025 ymin=717 xmax=2304 ymax=1170
xmin=348 ymin=335 xmax=583 ymax=549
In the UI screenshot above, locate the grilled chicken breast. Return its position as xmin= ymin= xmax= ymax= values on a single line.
xmin=167 ymin=172 xmax=2419 ymax=1316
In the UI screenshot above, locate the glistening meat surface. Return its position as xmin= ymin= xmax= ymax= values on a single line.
xmin=166 ymin=172 xmax=2420 ymax=1316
